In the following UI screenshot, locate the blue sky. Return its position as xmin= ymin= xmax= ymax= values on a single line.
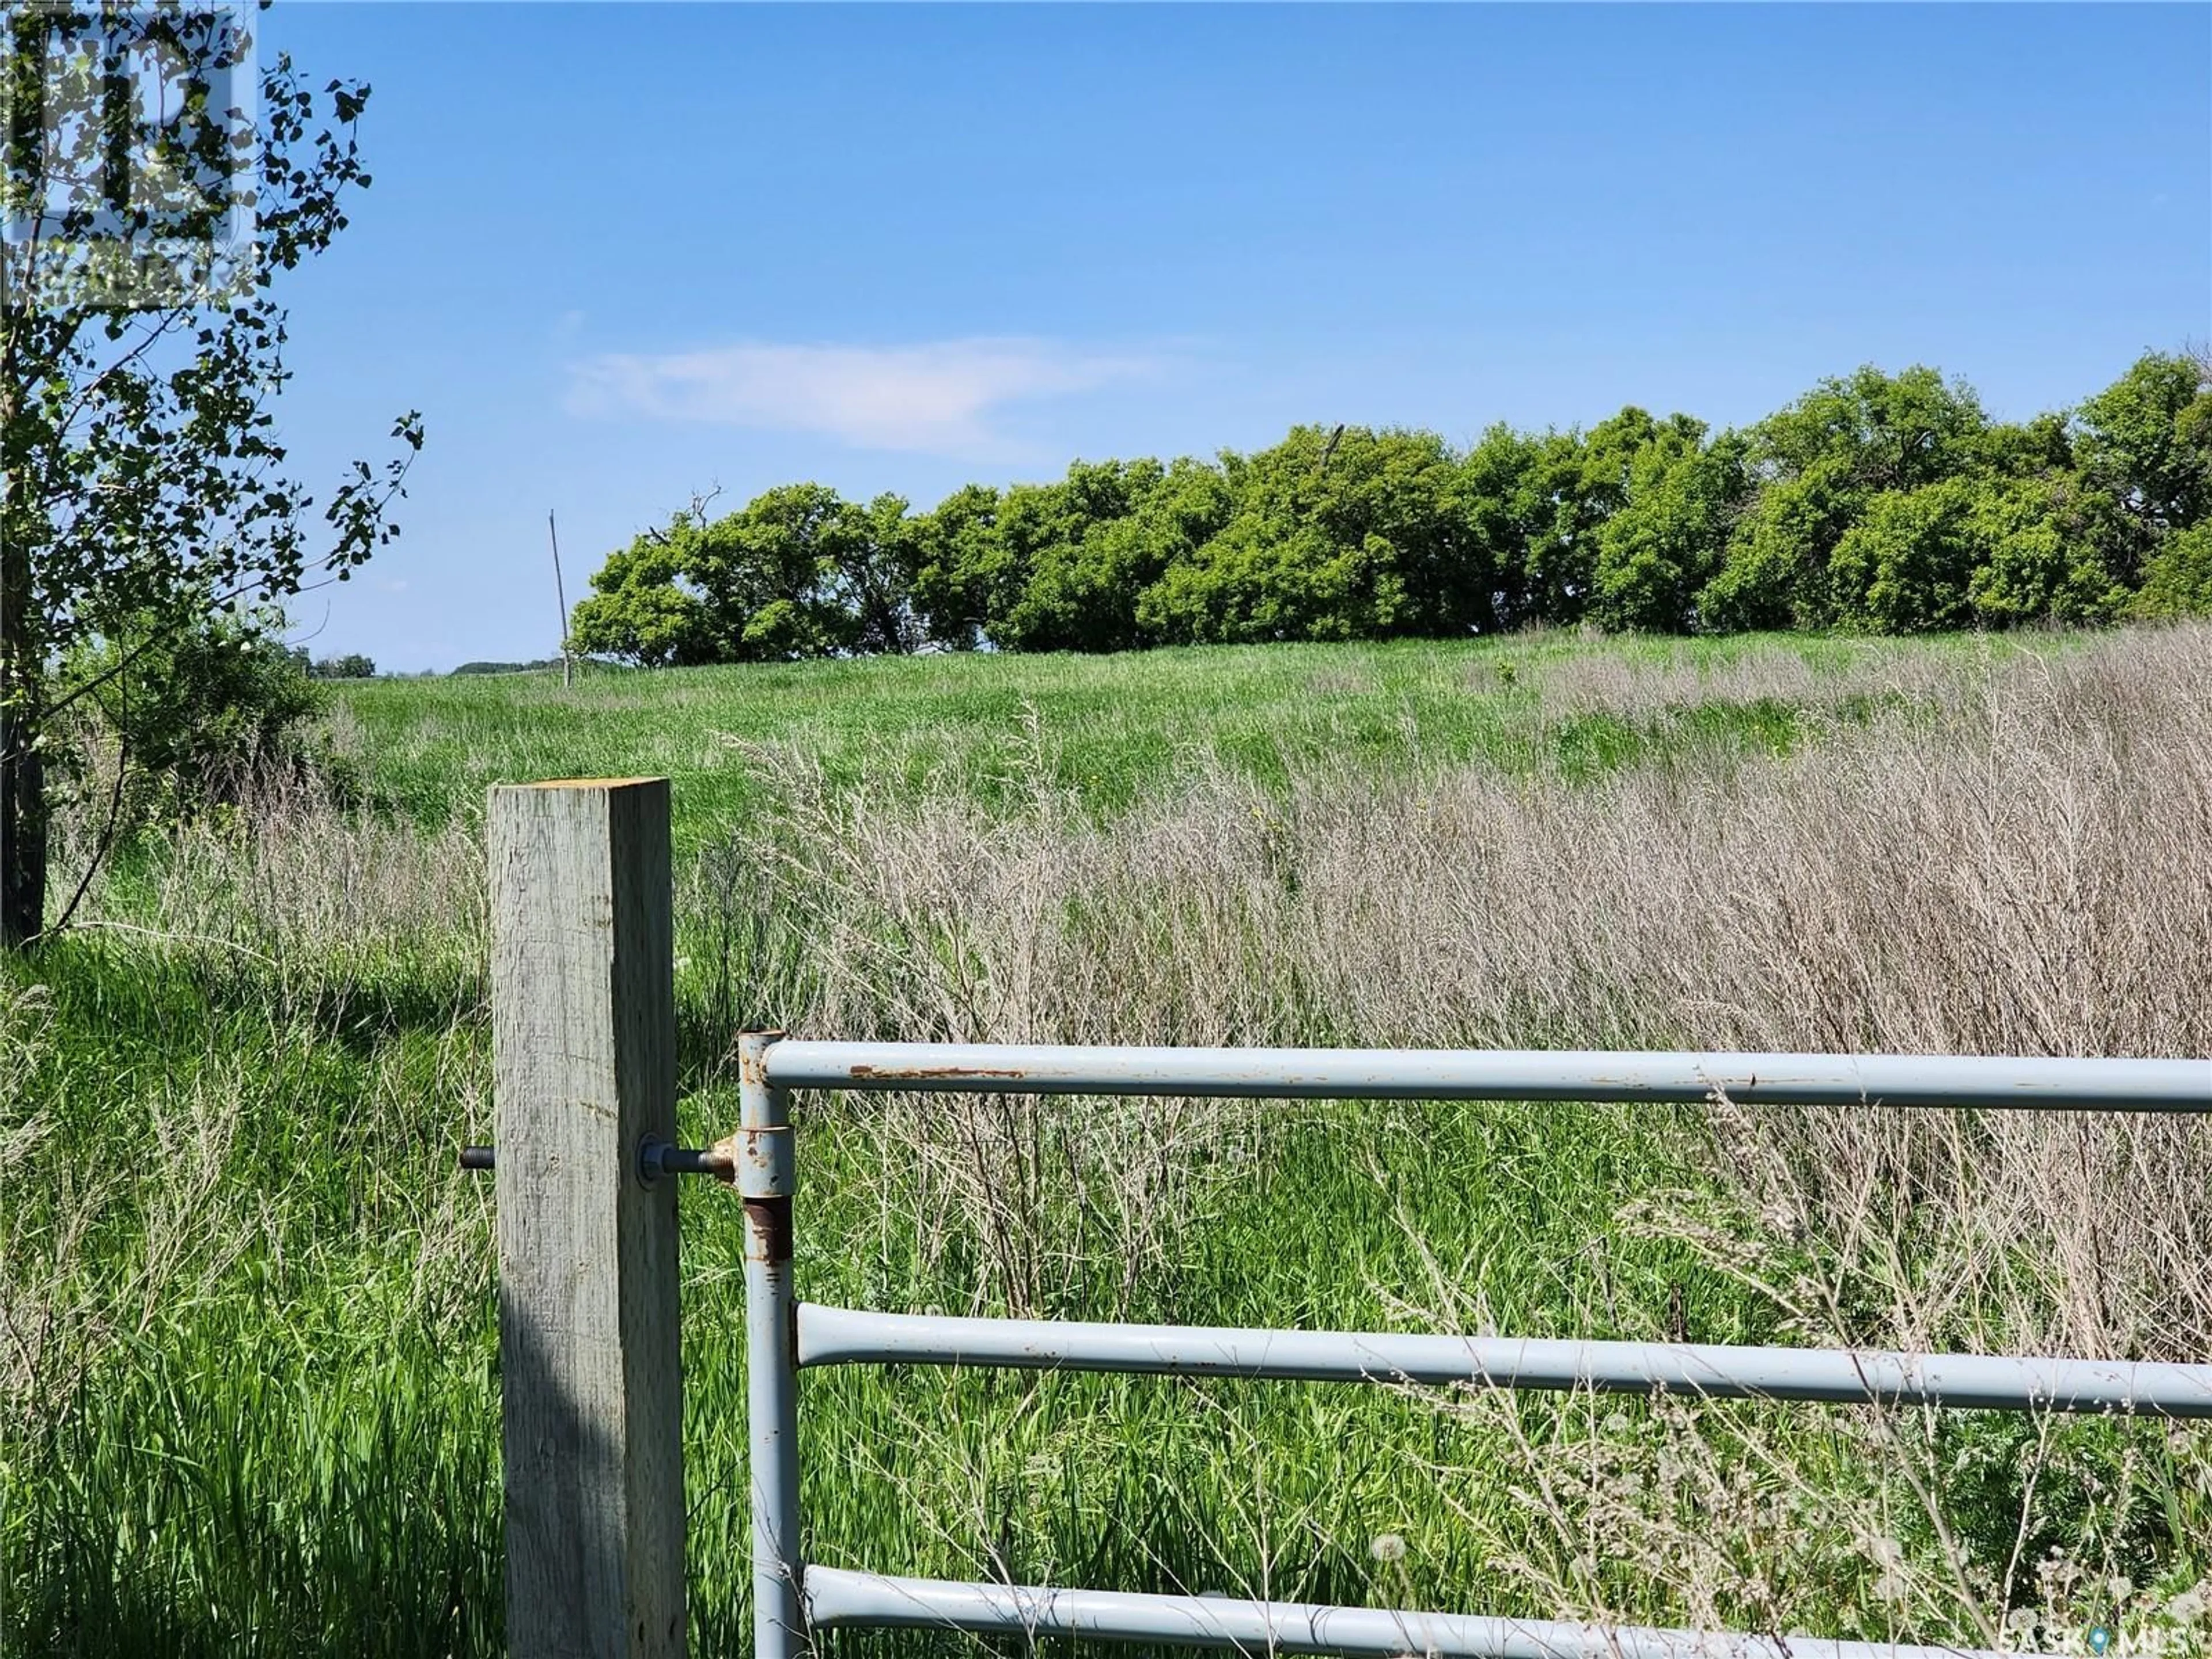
xmin=256 ymin=2 xmax=2212 ymax=671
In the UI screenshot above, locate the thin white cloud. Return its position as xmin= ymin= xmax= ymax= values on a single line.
xmin=562 ymin=336 xmax=1163 ymax=460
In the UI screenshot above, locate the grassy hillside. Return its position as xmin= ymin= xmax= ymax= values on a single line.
xmin=6 ymin=627 xmax=2210 ymax=1658
xmin=332 ymin=632 xmax=1949 ymax=834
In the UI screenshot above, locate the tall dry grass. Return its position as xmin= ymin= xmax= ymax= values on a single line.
xmin=739 ymin=630 xmax=2205 ymax=1054
xmin=56 ymin=765 xmax=487 ymax=1011
xmin=721 ymin=625 xmax=2210 ymax=1334
xmin=1527 ymin=634 xmax=1970 ymax=722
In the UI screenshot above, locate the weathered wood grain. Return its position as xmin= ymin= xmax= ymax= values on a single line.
xmin=491 ymin=779 xmax=684 ymax=1659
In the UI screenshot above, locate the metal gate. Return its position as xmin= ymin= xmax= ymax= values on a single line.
xmin=734 ymin=1034 xmax=2212 ymax=1659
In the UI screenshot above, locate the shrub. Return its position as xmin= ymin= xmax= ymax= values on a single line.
xmin=2134 ymin=522 xmax=2212 ymax=619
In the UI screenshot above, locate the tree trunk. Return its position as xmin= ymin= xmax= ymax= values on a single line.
xmin=0 ymin=513 xmax=45 ymax=949
xmin=2 ymin=286 xmax=44 ymax=949
xmin=0 ymin=732 xmax=46 ymax=949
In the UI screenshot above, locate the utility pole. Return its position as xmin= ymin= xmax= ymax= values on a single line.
xmin=548 ymin=509 xmax=573 ymax=688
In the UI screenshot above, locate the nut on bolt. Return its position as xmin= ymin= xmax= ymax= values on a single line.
xmin=458 ymin=1140 xmax=735 ymax=1180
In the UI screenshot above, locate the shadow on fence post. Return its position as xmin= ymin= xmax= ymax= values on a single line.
xmin=491 ymin=778 xmax=686 ymax=1658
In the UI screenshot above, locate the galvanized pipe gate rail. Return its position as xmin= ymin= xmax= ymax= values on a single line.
xmin=482 ymin=781 xmax=2212 ymax=1659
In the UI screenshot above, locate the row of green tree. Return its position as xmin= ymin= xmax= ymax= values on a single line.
xmin=302 ymin=652 xmax=377 ymax=680
xmin=570 ymin=351 xmax=2212 ymax=664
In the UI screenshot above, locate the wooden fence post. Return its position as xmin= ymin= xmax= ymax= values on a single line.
xmin=491 ymin=778 xmax=685 ymax=1658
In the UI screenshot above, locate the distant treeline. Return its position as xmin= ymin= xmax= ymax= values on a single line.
xmin=569 ymin=353 xmax=2212 ymax=664
xmin=450 ymin=658 xmax=570 ymax=676
xmin=284 ymin=650 xmax=377 ymax=680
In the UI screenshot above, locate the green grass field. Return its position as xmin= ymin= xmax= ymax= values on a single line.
xmin=6 ymin=629 xmax=2207 ymax=1658
xmin=333 ymin=632 xmax=1936 ymax=835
